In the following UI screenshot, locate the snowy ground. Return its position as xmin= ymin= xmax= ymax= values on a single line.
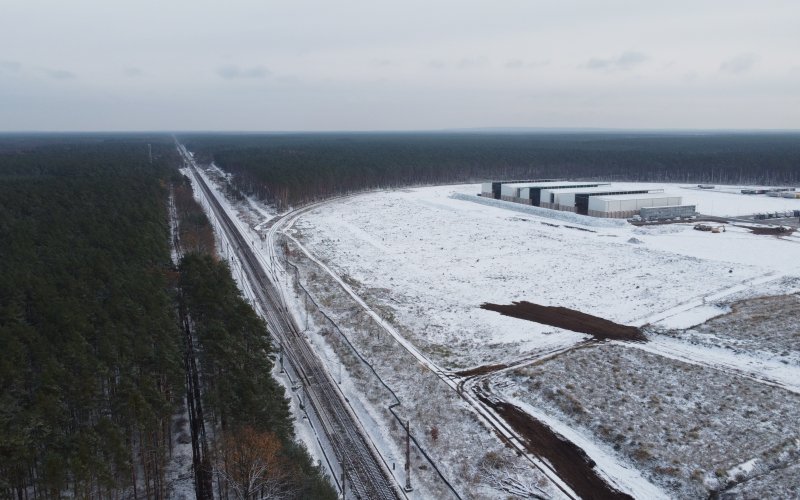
xmin=286 ymin=182 xmax=800 ymax=498
xmin=497 ymin=344 xmax=800 ymax=499
xmin=290 ymin=183 xmax=800 ymax=370
xmin=195 ymin=170 xmax=800 ymax=499
xmin=657 ymin=293 xmax=800 ymax=366
xmin=280 ymin=234 xmax=562 ymax=499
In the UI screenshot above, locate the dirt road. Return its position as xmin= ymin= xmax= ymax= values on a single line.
xmin=478 ymin=395 xmax=634 ymax=500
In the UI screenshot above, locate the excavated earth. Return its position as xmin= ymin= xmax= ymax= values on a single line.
xmin=480 ymin=301 xmax=646 ymax=342
xmin=476 ymin=393 xmax=634 ymax=500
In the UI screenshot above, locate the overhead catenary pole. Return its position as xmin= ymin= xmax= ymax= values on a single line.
xmin=304 ymin=292 xmax=309 ymax=332
xmin=404 ymin=420 xmax=412 ymax=491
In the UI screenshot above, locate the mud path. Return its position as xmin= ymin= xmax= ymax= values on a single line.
xmin=481 ymin=301 xmax=646 ymax=342
xmin=454 ymin=363 xmax=508 ymax=377
xmin=734 ymin=225 xmax=796 ymax=236
xmin=478 ymin=394 xmax=634 ymax=500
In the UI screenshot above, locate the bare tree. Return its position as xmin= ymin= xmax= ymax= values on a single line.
xmin=213 ymin=427 xmax=296 ymax=499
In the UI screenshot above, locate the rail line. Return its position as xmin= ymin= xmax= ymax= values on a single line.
xmin=176 ymin=144 xmax=400 ymax=500
xmin=274 ymin=203 xmax=581 ymax=500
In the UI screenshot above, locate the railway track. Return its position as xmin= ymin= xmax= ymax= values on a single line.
xmin=176 ymin=144 xmax=400 ymax=500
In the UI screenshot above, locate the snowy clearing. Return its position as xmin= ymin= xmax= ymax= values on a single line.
xmin=497 ymin=344 xmax=800 ymax=499
xmin=286 ymin=182 xmax=800 ymax=498
xmin=199 ymin=173 xmax=800 ymax=499
xmin=291 ymin=183 xmax=800 ymax=370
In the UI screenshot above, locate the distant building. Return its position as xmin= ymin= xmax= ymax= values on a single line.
xmin=522 ymin=182 xmax=609 ymax=207
xmin=480 ymin=179 xmax=560 ymax=199
xmin=574 ymin=189 xmax=664 ymax=215
xmin=640 ymin=205 xmax=696 ymax=220
xmin=588 ymin=193 xmax=683 ymax=218
xmin=481 ymin=179 xmax=693 ymax=221
xmin=540 ymin=185 xmax=613 ymax=210
xmin=541 ymin=186 xmax=659 ymax=213
xmin=500 ymin=181 xmax=604 ymax=205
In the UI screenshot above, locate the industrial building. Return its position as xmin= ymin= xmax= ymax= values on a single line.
xmin=640 ymin=205 xmax=696 ymax=220
xmin=574 ymin=189 xmax=664 ymax=215
xmin=480 ymin=179 xmax=560 ymax=199
xmin=539 ymin=185 xmax=653 ymax=212
xmin=500 ymin=181 xmax=605 ymax=205
xmin=521 ymin=182 xmax=609 ymax=206
xmin=588 ymin=193 xmax=683 ymax=218
xmin=540 ymin=186 xmax=608 ymax=210
xmin=482 ymin=178 xmax=692 ymax=220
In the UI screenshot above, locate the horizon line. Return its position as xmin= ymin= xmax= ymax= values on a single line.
xmin=2 ymin=126 xmax=800 ymax=135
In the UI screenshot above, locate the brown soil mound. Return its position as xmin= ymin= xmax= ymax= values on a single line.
xmin=454 ymin=363 xmax=508 ymax=377
xmin=479 ymin=395 xmax=634 ymax=500
xmin=736 ymin=225 xmax=796 ymax=236
xmin=480 ymin=301 xmax=646 ymax=342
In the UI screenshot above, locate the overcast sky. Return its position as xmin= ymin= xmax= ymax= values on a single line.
xmin=1 ymin=0 xmax=799 ymax=131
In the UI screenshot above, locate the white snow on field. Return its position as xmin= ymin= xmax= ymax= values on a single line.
xmin=292 ymin=183 xmax=800 ymax=368
xmin=502 ymin=395 xmax=670 ymax=500
xmin=192 ymin=162 xmax=800 ymax=499
xmin=654 ymin=304 xmax=730 ymax=329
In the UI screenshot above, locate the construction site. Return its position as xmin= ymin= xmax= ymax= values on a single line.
xmin=191 ymin=163 xmax=800 ymax=500
xmin=481 ymin=180 xmax=696 ymax=220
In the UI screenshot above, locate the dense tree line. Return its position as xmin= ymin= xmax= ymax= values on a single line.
xmin=0 ymin=136 xmax=182 ymax=497
xmin=173 ymin=174 xmax=216 ymax=256
xmin=181 ymin=132 xmax=800 ymax=210
xmin=177 ymin=253 xmax=335 ymax=499
xmin=1 ymin=135 xmax=335 ymax=499
xmin=173 ymin=174 xmax=334 ymax=498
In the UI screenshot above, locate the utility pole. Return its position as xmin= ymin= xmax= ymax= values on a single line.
xmin=341 ymin=468 xmax=347 ymax=500
xmin=404 ymin=420 xmax=413 ymax=492
xmin=304 ymin=292 xmax=309 ymax=331
xmin=279 ymin=344 xmax=284 ymax=373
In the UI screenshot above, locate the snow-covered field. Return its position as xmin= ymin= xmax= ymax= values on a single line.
xmin=196 ymin=170 xmax=800 ymax=499
xmin=498 ymin=344 xmax=800 ymax=498
xmin=291 ymin=183 xmax=800 ymax=369
xmin=285 ymin=182 xmax=800 ymax=498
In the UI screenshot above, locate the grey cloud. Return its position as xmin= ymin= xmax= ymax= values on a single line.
xmin=682 ymin=71 xmax=699 ymax=83
xmin=217 ymin=65 xmax=270 ymax=79
xmin=0 ymin=61 xmax=22 ymax=72
xmin=457 ymin=57 xmax=487 ymax=69
xmin=123 ymin=67 xmax=143 ymax=77
xmin=428 ymin=59 xmax=445 ymax=69
xmin=719 ymin=53 xmax=758 ymax=74
xmin=583 ymin=51 xmax=647 ymax=71
xmin=45 ymin=69 xmax=75 ymax=79
xmin=505 ymin=59 xmax=550 ymax=69
xmin=370 ymin=58 xmax=393 ymax=67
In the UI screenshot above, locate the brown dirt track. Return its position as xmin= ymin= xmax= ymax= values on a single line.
xmin=454 ymin=363 xmax=508 ymax=377
xmin=480 ymin=301 xmax=646 ymax=342
xmin=735 ymin=225 xmax=796 ymax=236
xmin=477 ymin=394 xmax=634 ymax=500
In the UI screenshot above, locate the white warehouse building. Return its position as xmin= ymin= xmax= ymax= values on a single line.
xmin=539 ymin=185 xmax=643 ymax=211
xmin=588 ymin=193 xmax=682 ymax=218
xmin=542 ymin=186 xmax=664 ymax=214
xmin=501 ymin=181 xmax=604 ymax=205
